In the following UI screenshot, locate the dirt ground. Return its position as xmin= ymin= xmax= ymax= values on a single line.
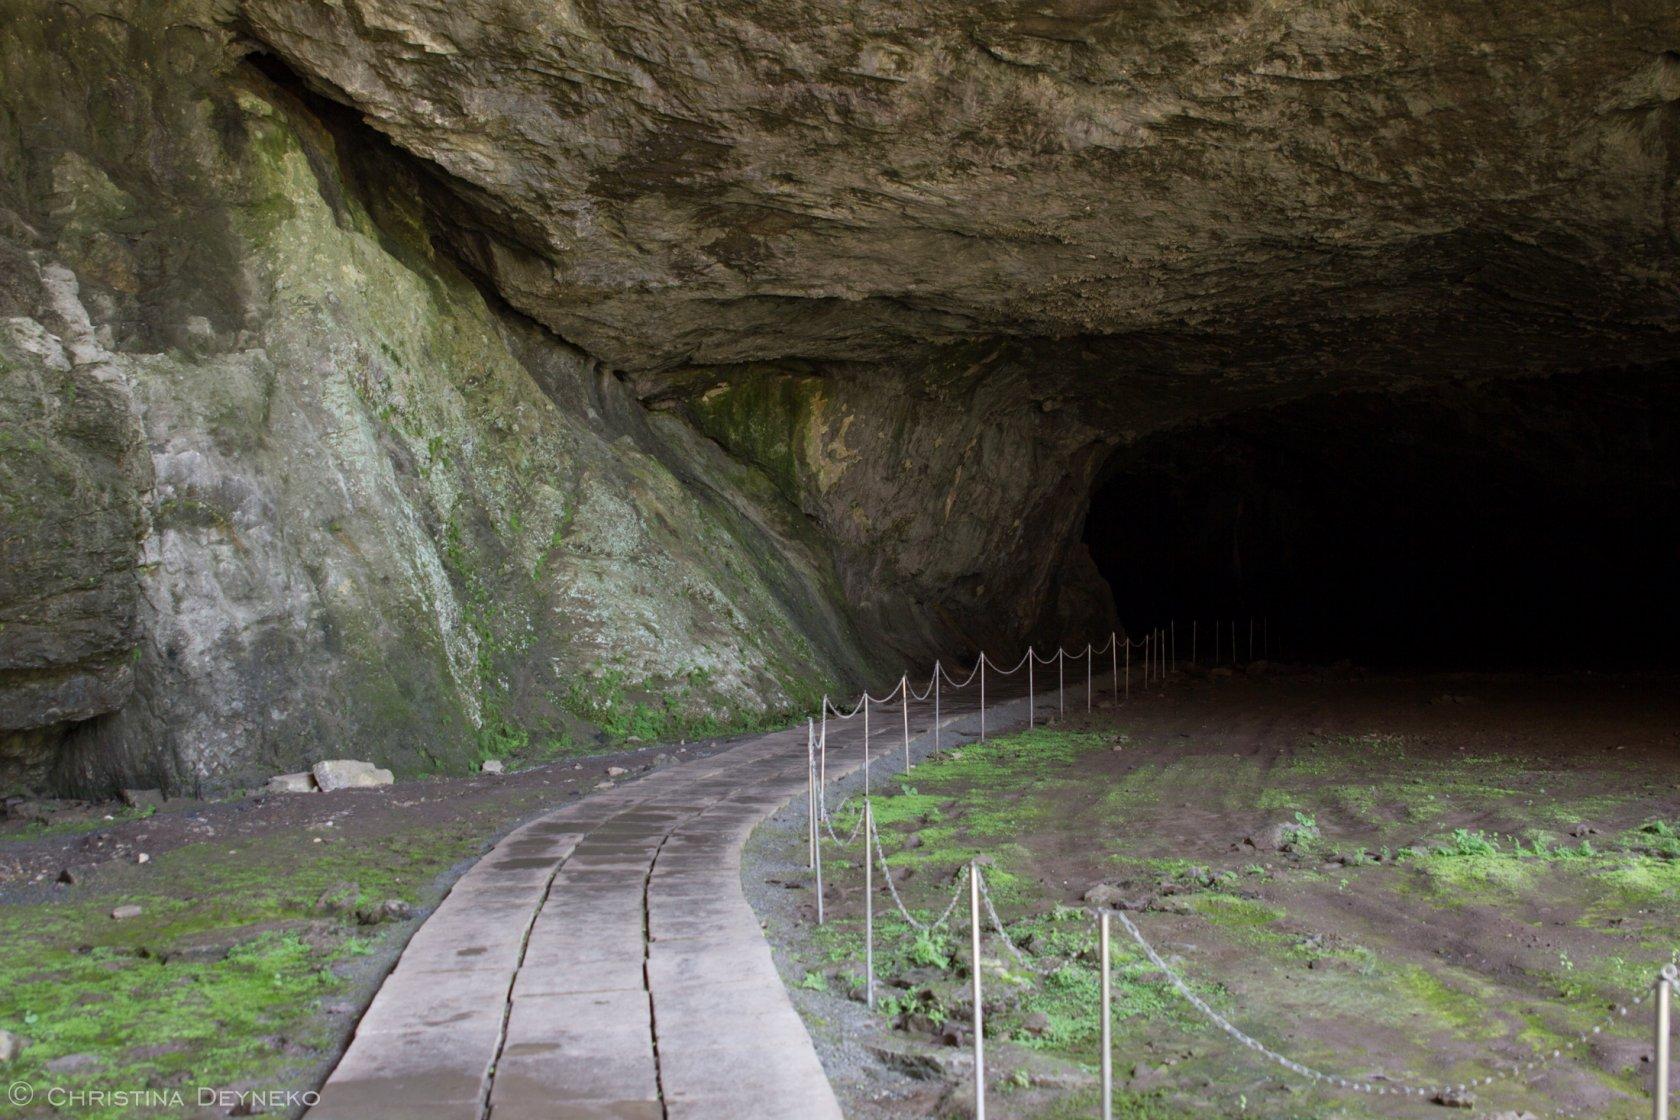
xmin=0 ymin=736 xmax=733 ymax=1119
xmin=752 ymin=668 xmax=1680 ymax=1119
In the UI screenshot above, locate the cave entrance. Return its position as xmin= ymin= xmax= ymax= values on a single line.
xmin=1082 ymin=367 xmax=1680 ymax=668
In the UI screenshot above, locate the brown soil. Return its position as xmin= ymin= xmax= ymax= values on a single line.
xmin=760 ymin=668 xmax=1680 ymax=1120
xmin=0 ymin=740 xmax=730 ymax=897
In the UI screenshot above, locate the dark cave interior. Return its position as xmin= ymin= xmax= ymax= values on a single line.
xmin=1083 ymin=365 xmax=1680 ymax=668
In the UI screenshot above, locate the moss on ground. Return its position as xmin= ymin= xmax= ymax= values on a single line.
xmin=0 ymin=786 xmax=563 ymax=1118
xmin=794 ymin=719 xmax=1680 ymax=1118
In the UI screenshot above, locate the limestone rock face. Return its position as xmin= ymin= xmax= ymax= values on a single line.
xmin=0 ymin=0 xmax=885 ymax=795
xmin=0 ymin=259 xmax=149 ymax=772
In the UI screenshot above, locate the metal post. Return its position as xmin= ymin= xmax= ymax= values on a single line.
xmin=970 ymin=860 xmax=986 ymax=1120
xmin=979 ymin=655 xmax=987 ymax=741
xmin=863 ymin=695 xmax=871 ymax=798
xmin=902 ymin=674 xmax=911 ymax=772
xmin=813 ymin=744 xmax=824 ymax=925
xmin=806 ymin=720 xmax=816 ymax=870
xmin=1658 ymin=964 xmax=1674 ymax=1120
xmin=1110 ymin=632 xmax=1118 ymax=698
xmin=1058 ymin=647 xmax=1065 ymax=716
xmin=864 ymin=798 xmax=875 ymax=1009
xmin=1100 ymin=911 xmax=1113 ymax=1120
xmin=1086 ymin=642 xmax=1093 ymax=712
xmin=934 ymin=663 xmax=941 ymax=754
xmin=1028 ymin=649 xmax=1036 ymax=729
xmin=1170 ymin=620 xmax=1176 ymax=671
xmin=1124 ymin=639 xmax=1130 ymax=700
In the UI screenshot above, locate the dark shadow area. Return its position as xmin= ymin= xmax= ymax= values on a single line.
xmin=1084 ymin=366 xmax=1680 ymax=668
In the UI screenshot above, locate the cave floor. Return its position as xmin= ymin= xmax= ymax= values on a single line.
xmin=0 ymin=735 xmax=735 ymax=1118
xmin=750 ymin=668 xmax=1680 ymax=1119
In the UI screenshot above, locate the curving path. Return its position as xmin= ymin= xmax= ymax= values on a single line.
xmin=306 ymin=681 xmax=1039 ymax=1120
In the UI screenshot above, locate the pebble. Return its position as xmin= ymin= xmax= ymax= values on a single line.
xmin=110 ymin=904 xmax=143 ymax=920
xmin=606 ymin=766 xmax=628 ymax=777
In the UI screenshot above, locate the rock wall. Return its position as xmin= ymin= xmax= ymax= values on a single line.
xmin=0 ymin=0 xmax=887 ymax=796
xmin=5 ymin=0 xmax=1677 ymax=793
xmin=635 ymin=349 xmax=1117 ymax=659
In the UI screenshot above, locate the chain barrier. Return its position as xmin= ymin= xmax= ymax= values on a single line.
xmin=977 ymin=872 xmax=1087 ymax=977
xmin=820 ymin=795 xmax=867 ymax=846
xmin=938 ymin=659 xmax=983 ymax=689
xmin=866 ymin=811 xmax=970 ymax=934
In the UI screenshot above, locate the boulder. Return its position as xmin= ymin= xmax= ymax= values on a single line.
xmin=265 ymin=772 xmax=316 ymax=794
xmin=110 ymin=904 xmax=142 ymax=920
xmin=481 ymin=759 xmax=505 ymax=775
xmin=0 ymin=1029 xmax=26 ymax=1064
xmin=311 ymin=760 xmax=393 ymax=792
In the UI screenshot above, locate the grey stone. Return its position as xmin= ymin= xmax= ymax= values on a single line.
xmin=480 ymin=759 xmax=504 ymax=775
xmin=356 ymin=899 xmax=414 ymax=926
xmin=266 ymin=772 xmax=316 ymax=794
xmin=312 ymin=760 xmax=394 ymax=792
xmin=0 ymin=1029 xmax=26 ymax=1064
xmin=110 ymin=903 xmax=142 ymax=920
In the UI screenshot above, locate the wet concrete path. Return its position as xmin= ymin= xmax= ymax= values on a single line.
xmin=307 ymin=682 xmax=1035 ymax=1120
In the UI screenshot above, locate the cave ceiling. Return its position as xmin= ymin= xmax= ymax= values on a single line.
xmin=236 ymin=0 xmax=1680 ymax=424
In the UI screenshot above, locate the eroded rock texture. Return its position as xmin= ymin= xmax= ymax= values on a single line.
xmin=0 ymin=0 xmax=882 ymax=794
xmin=236 ymin=0 xmax=1680 ymax=658
xmin=2 ymin=0 xmax=1678 ymax=792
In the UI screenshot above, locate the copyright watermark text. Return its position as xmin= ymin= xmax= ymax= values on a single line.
xmin=4 ymin=1082 xmax=320 ymax=1110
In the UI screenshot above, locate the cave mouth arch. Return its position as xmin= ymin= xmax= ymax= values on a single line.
xmin=1081 ymin=365 xmax=1680 ymax=669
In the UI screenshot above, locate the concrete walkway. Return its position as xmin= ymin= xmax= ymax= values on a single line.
xmin=307 ymin=685 xmax=1032 ymax=1120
